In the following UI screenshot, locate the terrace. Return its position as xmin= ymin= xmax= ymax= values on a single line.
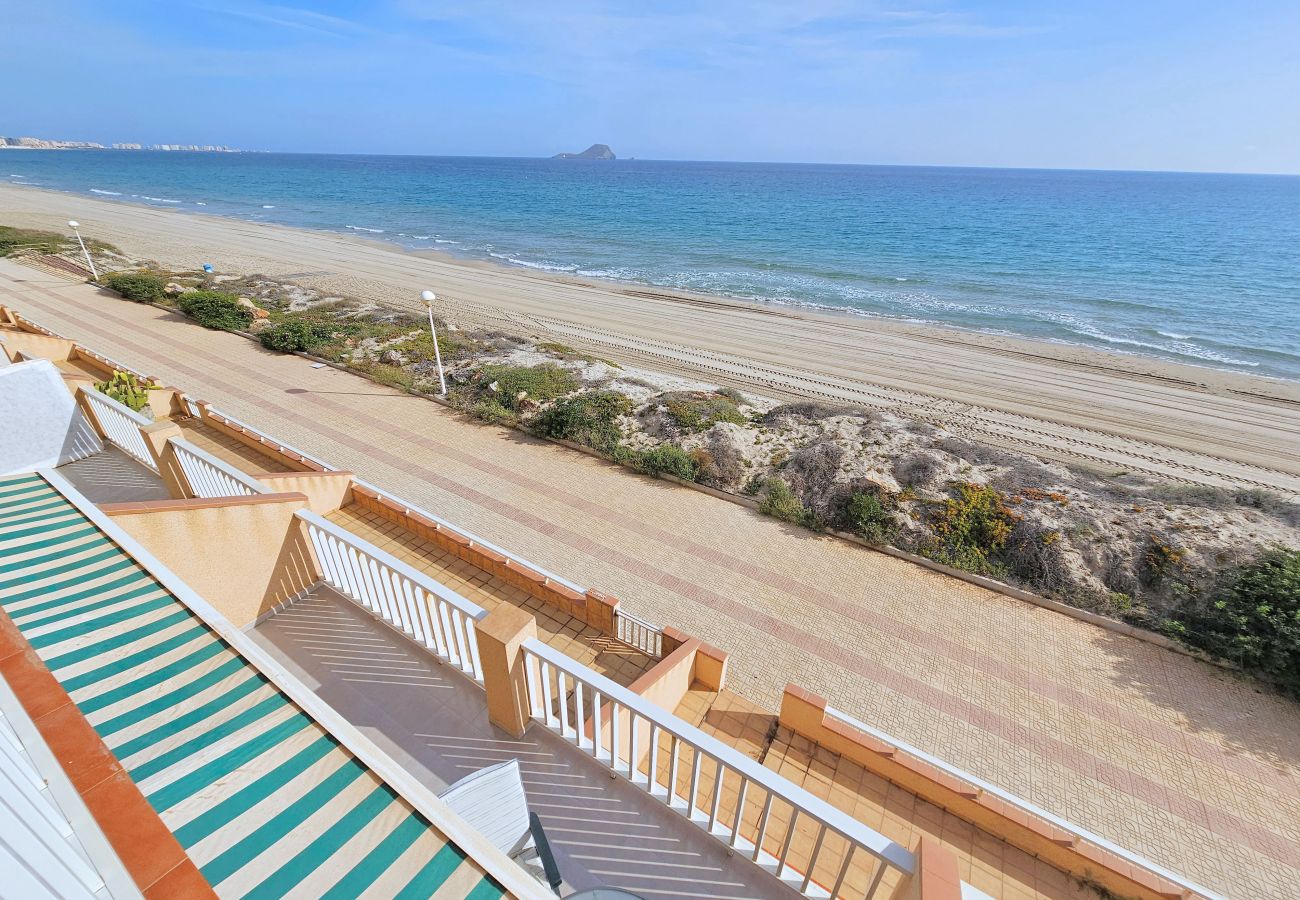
xmin=1 ymin=306 xmax=1219 ymax=900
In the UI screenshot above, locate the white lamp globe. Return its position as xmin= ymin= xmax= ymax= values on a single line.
xmin=420 ymin=290 xmax=436 ymax=305
xmin=68 ymin=221 xmax=79 ymax=228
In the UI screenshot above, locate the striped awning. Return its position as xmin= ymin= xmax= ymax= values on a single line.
xmin=0 ymin=472 xmax=507 ymax=899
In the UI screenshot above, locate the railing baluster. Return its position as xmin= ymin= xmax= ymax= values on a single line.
xmin=668 ymin=735 xmax=682 ymax=808
xmin=709 ymin=759 xmax=725 ymax=832
xmin=832 ymin=844 xmax=855 ymax=899
xmin=627 ymin=712 xmax=640 ymax=783
xmin=864 ymin=858 xmax=886 ymax=899
xmin=776 ymin=809 xmax=799 ymax=878
xmin=688 ymin=749 xmax=702 ymax=819
xmin=541 ymin=662 xmax=555 ymax=726
xmin=730 ymin=777 xmax=750 ymax=847
xmin=450 ymin=609 xmax=469 ymax=669
xmin=648 ymin=724 xmax=662 ymax=797
xmin=558 ymin=671 xmax=571 ymax=737
xmin=752 ymin=792 xmax=774 ymax=862
xmin=801 ymin=823 xmax=826 ymax=892
xmin=609 ymin=699 xmax=620 ymax=770
xmin=524 ymin=654 xmax=542 ymax=717
xmin=574 ymin=680 xmax=586 ymax=750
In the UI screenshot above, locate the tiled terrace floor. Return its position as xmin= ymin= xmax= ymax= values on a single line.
xmin=175 ymin=417 xmax=286 ymax=477
xmin=247 ymin=586 xmax=793 ymax=900
xmin=761 ymin=728 xmax=1097 ymax=900
xmin=674 ymin=684 xmax=775 ymax=763
xmin=669 ymin=693 xmax=1093 ymax=900
xmin=57 ymin=445 xmax=173 ymax=504
xmin=326 ymin=504 xmax=659 ymax=688
xmin=52 ymin=354 xmax=108 ymax=385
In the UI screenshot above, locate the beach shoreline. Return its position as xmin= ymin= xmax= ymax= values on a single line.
xmin=5 ymin=181 xmax=1297 ymax=399
xmin=3 ymin=181 xmax=1299 ymax=492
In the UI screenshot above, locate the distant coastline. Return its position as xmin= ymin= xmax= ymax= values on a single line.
xmin=1 ymin=135 xmax=256 ymax=152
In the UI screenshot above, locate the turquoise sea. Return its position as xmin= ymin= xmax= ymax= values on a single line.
xmin=4 ymin=152 xmax=1298 ymax=380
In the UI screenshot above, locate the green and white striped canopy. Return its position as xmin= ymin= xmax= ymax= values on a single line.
xmin=0 ymin=472 xmax=507 ymax=899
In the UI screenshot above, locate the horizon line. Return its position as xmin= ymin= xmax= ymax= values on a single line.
xmin=2 ymin=144 xmax=1297 ymax=179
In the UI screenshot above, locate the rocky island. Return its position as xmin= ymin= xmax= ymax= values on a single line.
xmin=552 ymin=143 xmax=616 ymax=160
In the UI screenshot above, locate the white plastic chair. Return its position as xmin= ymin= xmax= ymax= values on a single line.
xmin=438 ymin=759 xmax=562 ymax=892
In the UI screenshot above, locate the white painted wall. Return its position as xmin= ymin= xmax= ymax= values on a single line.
xmin=0 ymin=360 xmax=102 ymax=477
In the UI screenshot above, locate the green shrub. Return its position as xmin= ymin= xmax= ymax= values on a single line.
xmin=1167 ymin=548 xmax=1300 ymax=694
xmin=844 ymin=490 xmax=897 ymax=545
xmin=178 ymin=291 xmax=252 ymax=331
xmin=471 ymin=399 xmax=517 ymax=426
xmin=401 ymin=329 xmax=473 ymax=363
xmin=259 ymin=318 xmax=333 ymax=353
xmin=759 ymin=476 xmax=810 ymax=525
xmin=663 ymin=392 xmax=746 ymax=431
xmin=94 ymin=370 xmax=154 ymax=413
xmin=0 ymin=225 xmax=69 ymax=257
xmin=533 ymin=391 xmax=631 ymax=453
xmin=716 ymin=386 xmax=747 ymax=406
xmin=102 ymin=271 xmax=167 ymax=303
xmin=633 ymin=444 xmax=699 ymax=481
xmin=536 ymin=341 xmax=621 ymax=368
xmin=356 ymin=362 xmax=415 ymax=392
xmin=929 ymin=482 xmax=1019 ymax=575
xmin=480 ymin=364 xmax=578 ymax=411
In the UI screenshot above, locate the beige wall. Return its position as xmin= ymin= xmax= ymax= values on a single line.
xmin=586 ymin=638 xmax=703 ymax=771
xmin=0 ymin=331 xmax=76 ymax=363
xmin=258 ymin=471 xmax=354 ymax=515
xmin=103 ymin=493 xmax=320 ymax=627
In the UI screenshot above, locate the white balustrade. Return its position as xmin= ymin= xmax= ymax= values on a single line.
xmin=170 ymin=438 xmax=268 ymax=499
xmin=521 ymin=639 xmax=915 ymax=898
xmin=78 ymin=387 xmax=157 ymax=471
xmin=298 ymin=510 xmax=487 ymax=683
xmin=614 ymin=608 xmax=664 ymax=658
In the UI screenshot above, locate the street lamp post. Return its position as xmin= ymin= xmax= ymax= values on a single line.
xmin=421 ymin=290 xmax=447 ymax=396
xmin=67 ymin=221 xmax=99 ymax=281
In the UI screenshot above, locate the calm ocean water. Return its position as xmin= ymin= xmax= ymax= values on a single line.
xmin=5 ymin=151 xmax=1299 ymax=379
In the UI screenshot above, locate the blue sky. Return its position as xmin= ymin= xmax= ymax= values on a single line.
xmin=4 ymin=1 xmax=1298 ymax=173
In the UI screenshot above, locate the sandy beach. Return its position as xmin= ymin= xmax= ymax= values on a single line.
xmin=4 ymin=181 xmax=1298 ymax=495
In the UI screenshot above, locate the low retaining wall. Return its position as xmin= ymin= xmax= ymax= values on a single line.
xmin=779 ymin=685 xmax=1205 ymax=900
xmin=194 ymin=401 xmax=325 ymax=473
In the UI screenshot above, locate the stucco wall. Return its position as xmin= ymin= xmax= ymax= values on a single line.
xmin=102 ymin=493 xmax=320 ymax=627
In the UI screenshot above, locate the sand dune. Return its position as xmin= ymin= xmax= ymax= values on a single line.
xmin=3 ymin=181 xmax=1297 ymax=495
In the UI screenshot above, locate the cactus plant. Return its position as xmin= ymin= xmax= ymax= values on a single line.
xmin=94 ymin=370 xmax=155 ymax=413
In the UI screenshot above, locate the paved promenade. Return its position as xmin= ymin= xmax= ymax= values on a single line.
xmin=3 ymin=260 xmax=1298 ymax=899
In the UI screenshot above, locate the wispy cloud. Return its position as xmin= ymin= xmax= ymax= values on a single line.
xmin=195 ymin=2 xmax=375 ymax=38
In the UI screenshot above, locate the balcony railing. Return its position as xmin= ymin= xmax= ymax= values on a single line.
xmin=170 ymin=437 xmax=268 ymax=498
xmin=614 ymin=607 xmax=665 ymax=659
xmin=78 ymin=387 xmax=157 ymax=471
xmin=521 ymin=639 xmax=915 ymax=899
xmin=299 ymin=510 xmax=487 ymax=683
